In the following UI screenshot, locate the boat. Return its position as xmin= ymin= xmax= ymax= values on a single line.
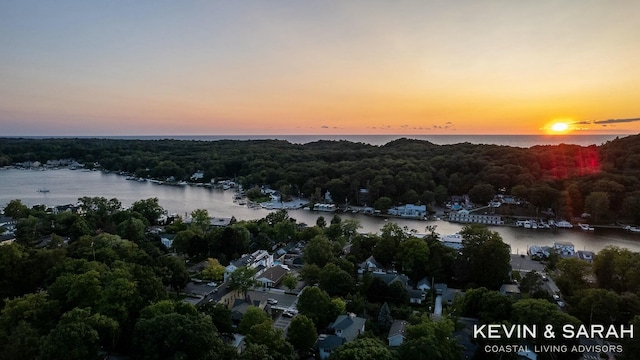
xmin=578 ymin=223 xmax=595 ymax=231
xmin=37 ymin=188 xmax=50 ymax=193
xmin=555 ymin=220 xmax=573 ymax=229
xmin=624 ymin=226 xmax=640 ymax=233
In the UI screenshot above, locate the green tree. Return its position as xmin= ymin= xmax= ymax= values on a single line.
xmin=319 ymin=263 xmax=355 ymax=297
xmin=130 ymin=197 xmax=165 ymax=225
xmin=555 ymin=258 xmax=591 ymax=297
xmin=238 ymin=306 xmax=269 ymax=335
xmin=584 ymin=191 xmax=610 ymax=224
xmin=190 ymin=209 xmax=210 ymax=233
xmin=468 ymin=183 xmax=495 ymax=206
xmin=399 ymin=316 xmax=460 ymax=360
xmin=246 ymin=320 xmax=296 ymax=360
xmin=303 ymin=235 xmax=335 ymax=267
xmin=329 ymin=337 xmax=395 ymax=360
xmin=297 ymin=287 xmax=337 ymax=329
xmin=228 ymin=266 xmax=257 ymax=297
xmin=282 ymin=272 xmax=298 ymax=292
xmin=458 ymin=225 xmax=511 ymax=289
xmin=397 ymin=238 xmax=430 ymax=283
xmin=373 ymin=196 xmax=393 ymax=212
xmin=198 ymin=302 xmax=233 ymax=334
xmin=377 ymin=302 xmax=393 ymax=331
xmin=3 ymin=199 xmax=30 ymax=219
xmin=117 ymin=217 xmax=146 ymax=243
xmin=519 ymin=270 xmax=543 ymax=296
xmin=286 ymin=315 xmax=318 ymax=354
xmin=201 ymin=258 xmax=225 ymax=281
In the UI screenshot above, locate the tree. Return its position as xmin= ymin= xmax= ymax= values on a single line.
xmin=468 ymin=183 xmax=495 ymax=206
xmin=246 ymin=320 xmax=296 ymax=360
xmin=555 ymin=258 xmax=591 ymax=297
xmin=117 ymin=217 xmax=146 ymax=243
xmin=397 ymin=238 xmax=430 ymax=283
xmin=198 ymin=302 xmax=233 ymax=334
xmin=303 ymin=235 xmax=335 ymax=267
xmin=130 ymin=197 xmax=165 ymax=225
xmin=190 ymin=209 xmax=210 ymax=233
xmin=297 ymin=287 xmax=336 ymax=329
xmin=238 ymin=306 xmax=270 ymax=335
xmin=373 ymin=196 xmax=392 ymax=212
xmin=201 ymin=258 xmax=225 ymax=281
xmin=584 ymin=191 xmax=610 ymax=224
xmin=377 ymin=302 xmax=393 ymax=331
xmin=329 ymin=337 xmax=395 ymax=360
xmin=228 ymin=266 xmax=257 ymax=297
xmin=158 ymin=255 xmax=190 ymax=293
xmin=133 ymin=310 xmax=225 ymax=360
xmin=458 ymin=225 xmax=511 ymax=289
xmin=282 ymin=272 xmax=298 ymax=292
xmin=3 ymin=199 xmax=30 ymax=219
xmin=399 ymin=316 xmax=460 ymax=360
xmin=286 ymin=315 xmax=318 ymax=354
xmin=319 ymin=263 xmax=355 ymax=297
xmin=519 ymin=270 xmax=543 ymax=296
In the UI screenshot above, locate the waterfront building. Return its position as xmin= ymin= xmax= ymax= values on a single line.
xmin=387 ymin=204 xmax=427 ymax=218
xmin=448 ymin=209 xmax=504 ymax=225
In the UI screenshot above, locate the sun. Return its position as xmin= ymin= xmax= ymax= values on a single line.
xmin=545 ymin=120 xmax=573 ymax=134
xmin=551 ymin=122 xmax=569 ymax=132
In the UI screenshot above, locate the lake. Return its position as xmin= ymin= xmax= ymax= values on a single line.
xmin=2 ymin=168 xmax=640 ymax=254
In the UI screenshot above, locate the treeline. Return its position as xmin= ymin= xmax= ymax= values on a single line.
xmin=2 ymin=135 xmax=640 ymax=223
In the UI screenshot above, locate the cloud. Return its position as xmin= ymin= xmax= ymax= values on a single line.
xmin=320 ymin=125 xmax=329 ymax=129
xmin=574 ymin=117 xmax=640 ymax=125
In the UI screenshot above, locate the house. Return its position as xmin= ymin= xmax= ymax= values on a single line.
xmin=440 ymin=233 xmax=463 ymax=250
xmin=416 ymin=277 xmax=431 ymax=292
xmin=500 ymin=284 xmax=521 ymax=298
xmin=190 ymin=171 xmax=205 ymax=181
xmin=553 ymin=242 xmax=575 ymax=257
xmin=230 ymin=296 xmax=265 ymax=327
xmin=330 ymin=314 xmax=366 ymax=341
xmin=371 ymin=272 xmax=409 ymax=288
xmin=387 ymin=204 xmax=427 ymax=219
xmin=577 ymin=250 xmax=594 ymax=263
xmin=255 ymin=265 xmax=289 ymax=288
xmin=408 ymin=288 xmax=426 ymax=304
xmin=160 ymin=234 xmax=175 ymax=249
xmin=0 ymin=216 xmax=17 ymax=231
xmin=358 ymin=256 xmax=384 ymax=273
xmin=315 ymin=313 xmax=366 ymax=358
xmin=224 ymin=250 xmax=273 ymax=282
xmin=316 ymin=334 xmax=346 ymax=360
xmin=388 ymin=320 xmax=408 ymax=347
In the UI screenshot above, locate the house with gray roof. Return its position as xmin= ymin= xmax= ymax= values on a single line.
xmin=316 ymin=314 xmax=366 ymax=359
xmin=388 ymin=320 xmax=408 ymax=347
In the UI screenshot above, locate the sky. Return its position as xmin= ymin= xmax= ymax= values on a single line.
xmin=1 ymin=1 xmax=639 ymax=136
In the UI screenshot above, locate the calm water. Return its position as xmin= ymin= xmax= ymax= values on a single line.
xmin=18 ymin=134 xmax=628 ymax=147
xmin=2 ymin=168 xmax=640 ymax=254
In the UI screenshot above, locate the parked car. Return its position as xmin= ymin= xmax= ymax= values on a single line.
xmin=207 ymin=282 xmax=217 ymax=287
xmin=282 ymin=311 xmax=295 ymax=318
xmin=557 ymin=301 xmax=565 ymax=308
xmin=552 ymin=294 xmax=560 ymax=301
xmin=267 ymin=298 xmax=278 ymax=305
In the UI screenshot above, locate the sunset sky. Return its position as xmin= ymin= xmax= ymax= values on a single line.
xmin=1 ymin=1 xmax=639 ymax=136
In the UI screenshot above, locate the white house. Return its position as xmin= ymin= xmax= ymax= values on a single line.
xmin=388 ymin=320 xmax=408 ymax=347
xmin=440 ymin=233 xmax=464 ymax=250
xmin=224 ymin=250 xmax=273 ymax=282
xmin=387 ymin=204 xmax=426 ymax=218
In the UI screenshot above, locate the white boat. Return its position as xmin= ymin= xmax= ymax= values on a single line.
xmin=555 ymin=220 xmax=573 ymax=229
xmin=578 ymin=223 xmax=595 ymax=231
xmin=624 ymin=226 xmax=640 ymax=233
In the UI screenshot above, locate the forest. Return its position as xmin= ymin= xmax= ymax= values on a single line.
xmin=2 ymin=134 xmax=640 ymax=224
